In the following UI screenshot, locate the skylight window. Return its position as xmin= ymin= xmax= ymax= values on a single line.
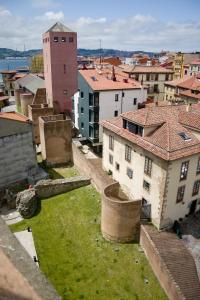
xmin=91 ymin=76 xmax=98 ymax=81
xmin=178 ymin=132 xmax=191 ymax=141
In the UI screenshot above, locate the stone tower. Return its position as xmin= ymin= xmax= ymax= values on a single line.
xmin=43 ymin=22 xmax=77 ymax=115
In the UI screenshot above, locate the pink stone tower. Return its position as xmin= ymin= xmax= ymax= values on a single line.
xmin=43 ymin=22 xmax=77 ymax=115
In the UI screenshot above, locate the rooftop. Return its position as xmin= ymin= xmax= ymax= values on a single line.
xmin=0 ymin=112 xmax=29 ymax=123
xmin=122 ymin=65 xmax=173 ymax=74
xmin=16 ymin=74 xmax=44 ymax=94
xmin=165 ymin=75 xmax=200 ymax=91
xmin=79 ymin=67 xmax=144 ymax=91
xmin=101 ymin=104 xmax=200 ymax=161
xmin=46 ymin=22 xmax=74 ymax=33
xmin=190 ymin=60 xmax=200 ymax=65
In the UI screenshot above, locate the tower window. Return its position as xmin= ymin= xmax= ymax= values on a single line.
xmin=114 ymin=110 xmax=118 ymax=117
xmin=54 ymin=37 xmax=59 ymax=42
xmin=69 ymin=37 xmax=74 ymax=43
xmin=64 ymin=64 xmax=66 ymax=74
xmin=62 ymin=37 xmax=66 ymax=42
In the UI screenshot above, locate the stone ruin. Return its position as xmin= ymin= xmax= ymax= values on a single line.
xmin=16 ymin=176 xmax=90 ymax=218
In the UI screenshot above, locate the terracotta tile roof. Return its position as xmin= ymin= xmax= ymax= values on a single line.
xmin=165 ymin=76 xmax=191 ymax=87
xmin=179 ymin=90 xmax=200 ymax=100
xmin=142 ymin=225 xmax=200 ymax=300
xmin=0 ymin=70 xmax=16 ymax=74
xmin=0 ymin=112 xmax=29 ymax=123
xmin=178 ymin=76 xmax=200 ymax=90
xmin=190 ymin=60 xmax=200 ymax=65
xmin=79 ymin=67 xmax=144 ymax=91
xmin=0 ymin=96 xmax=9 ymax=102
xmin=122 ymin=65 xmax=173 ymax=74
xmin=101 ymin=104 xmax=200 ymax=161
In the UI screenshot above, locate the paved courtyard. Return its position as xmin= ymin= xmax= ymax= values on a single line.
xmin=180 ymin=213 xmax=200 ymax=280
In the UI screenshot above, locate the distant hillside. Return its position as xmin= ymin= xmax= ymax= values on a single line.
xmin=0 ymin=48 xmax=155 ymax=59
xmin=0 ymin=48 xmax=42 ymax=59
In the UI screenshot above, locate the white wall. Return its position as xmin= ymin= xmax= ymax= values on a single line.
xmin=162 ymin=155 xmax=200 ymax=227
xmin=102 ymin=128 xmax=167 ymax=228
xmin=99 ymin=88 xmax=147 ymax=142
xmin=73 ymin=91 xmax=79 ymax=129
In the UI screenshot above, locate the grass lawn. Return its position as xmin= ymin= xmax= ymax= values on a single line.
xmin=10 ymin=184 xmax=167 ymax=300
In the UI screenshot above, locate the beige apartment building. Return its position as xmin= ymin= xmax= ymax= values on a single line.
xmin=101 ymin=104 xmax=200 ymax=229
xmin=164 ymin=74 xmax=200 ymax=103
xmin=122 ymin=65 xmax=173 ymax=101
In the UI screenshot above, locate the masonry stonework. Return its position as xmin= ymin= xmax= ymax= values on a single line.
xmin=28 ymin=104 xmax=54 ymax=144
xmin=39 ymin=115 xmax=72 ymax=165
xmin=101 ymin=182 xmax=141 ymax=243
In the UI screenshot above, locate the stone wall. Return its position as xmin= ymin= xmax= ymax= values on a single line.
xmin=140 ymin=225 xmax=200 ymax=300
xmin=35 ymin=176 xmax=90 ymax=198
xmin=0 ymin=130 xmax=37 ymax=188
xmin=20 ymin=93 xmax=34 ymax=116
xmin=0 ymin=218 xmax=60 ymax=300
xmin=28 ymin=104 xmax=54 ymax=144
xmin=32 ymin=88 xmax=47 ymax=105
xmin=101 ymin=182 xmax=141 ymax=243
xmin=72 ymin=141 xmax=113 ymax=193
xmin=39 ymin=115 xmax=72 ymax=165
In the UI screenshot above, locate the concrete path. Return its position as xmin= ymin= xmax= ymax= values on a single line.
xmin=14 ymin=230 xmax=39 ymax=267
xmin=0 ymin=207 xmax=23 ymax=225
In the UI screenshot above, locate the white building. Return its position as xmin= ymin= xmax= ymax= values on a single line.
xmin=189 ymin=60 xmax=200 ymax=76
xmin=101 ymin=104 xmax=200 ymax=229
xmin=73 ymin=66 xmax=147 ymax=147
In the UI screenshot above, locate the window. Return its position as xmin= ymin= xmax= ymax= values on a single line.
xmin=64 ymin=64 xmax=66 ymax=74
xmin=62 ymin=37 xmax=66 ymax=42
xmin=109 ymin=135 xmax=114 ymax=150
xmin=54 ymin=36 xmax=58 ymax=42
xmin=144 ymin=157 xmax=152 ymax=176
xmin=114 ymin=110 xmax=118 ymax=117
xmin=81 ymin=122 xmax=84 ymax=129
xmin=155 ymin=74 xmax=159 ymax=81
xmin=176 ymin=186 xmax=185 ymax=203
xmin=143 ymin=180 xmax=150 ymax=191
xmin=154 ymin=84 xmax=159 ymax=93
xmin=146 ymin=74 xmax=150 ymax=81
xmin=178 ymin=132 xmax=191 ymax=141
xmin=115 ymin=94 xmax=119 ymax=102
xmin=192 ymin=180 xmax=200 ymax=196
xmin=122 ymin=92 xmax=125 ymax=97
xmin=196 ymin=158 xmax=200 ymax=174
xmin=125 ymin=145 xmax=131 ymax=162
xmin=165 ymin=74 xmax=169 ymax=81
xmin=127 ymin=167 xmax=133 ymax=179
xmin=109 ymin=154 xmax=113 ymax=165
xmin=133 ymin=98 xmax=137 ymax=105
xmin=81 ymin=91 xmax=84 ymax=98
xmin=69 ymin=37 xmax=74 ymax=43
xmin=81 ymin=107 xmax=84 ymax=114
xmin=115 ymin=162 xmax=120 ymax=171
xmin=180 ymin=161 xmax=189 ymax=181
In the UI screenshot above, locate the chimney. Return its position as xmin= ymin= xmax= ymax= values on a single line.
xmin=111 ymin=66 xmax=116 ymax=81
xmin=186 ymin=102 xmax=192 ymax=112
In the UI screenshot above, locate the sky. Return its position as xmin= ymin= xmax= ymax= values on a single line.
xmin=0 ymin=0 xmax=200 ymax=52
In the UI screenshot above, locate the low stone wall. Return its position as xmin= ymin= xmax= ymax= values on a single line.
xmin=35 ymin=176 xmax=90 ymax=199
xmin=140 ymin=225 xmax=200 ymax=300
xmin=101 ymin=182 xmax=141 ymax=243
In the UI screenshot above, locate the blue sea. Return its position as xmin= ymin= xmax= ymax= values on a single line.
xmin=0 ymin=58 xmax=30 ymax=81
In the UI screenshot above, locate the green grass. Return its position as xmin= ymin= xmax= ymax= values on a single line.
xmin=10 ymin=185 xmax=167 ymax=300
xmin=37 ymin=154 xmax=79 ymax=180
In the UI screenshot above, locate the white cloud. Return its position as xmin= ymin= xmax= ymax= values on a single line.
xmin=35 ymin=11 xmax=64 ymax=21
xmin=0 ymin=8 xmax=199 ymax=52
xmin=0 ymin=7 xmax=11 ymax=17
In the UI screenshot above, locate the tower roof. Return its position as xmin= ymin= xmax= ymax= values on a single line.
xmin=46 ymin=22 xmax=74 ymax=33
